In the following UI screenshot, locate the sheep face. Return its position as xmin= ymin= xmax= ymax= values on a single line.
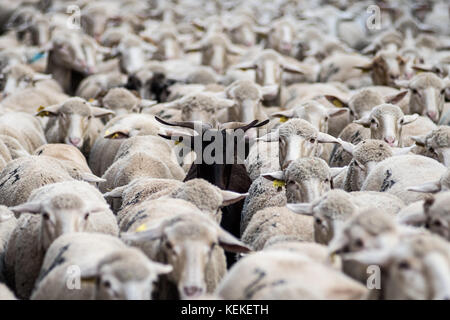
xmin=415 ymin=127 xmax=450 ymax=166
xmin=423 ymin=194 xmax=450 ymax=241
xmin=228 ymin=21 xmax=256 ymax=47
xmin=354 ymin=104 xmax=417 ymax=147
xmin=84 ymin=250 xmax=172 ymax=300
xmin=408 ymin=73 xmax=446 ymax=123
xmin=366 ymin=50 xmax=407 ymax=86
xmin=268 ymin=21 xmax=295 ymax=56
xmin=37 ymin=98 xmax=114 ymax=149
xmin=0 ymin=64 xmax=51 ymax=97
xmin=10 ymin=193 xmax=108 ymax=250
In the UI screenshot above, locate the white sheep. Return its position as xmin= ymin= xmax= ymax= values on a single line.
xmin=31 ymin=233 xmax=172 ymax=300
xmin=3 ymin=180 xmax=118 ymax=299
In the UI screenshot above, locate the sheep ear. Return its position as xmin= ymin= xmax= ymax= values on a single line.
xmin=35 ymin=104 xmax=60 ymax=117
xmin=32 ymin=73 xmax=52 ymax=82
xmin=217 ymin=229 xmax=252 ymax=253
xmin=80 ymin=266 xmax=99 ymax=282
xmin=353 ymin=116 xmax=371 ymax=128
xmin=327 ymin=107 xmax=348 ymax=117
xmin=151 ymin=262 xmax=173 ymax=275
xmin=411 ymin=135 xmax=427 ymax=147
xmin=330 ymin=166 xmax=347 ymax=179
xmin=286 ymin=203 xmax=313 ymax=215
xmin=394 ymin=79 xmax=410 ymax=88
xmin=81 ymin=172 xmax=106 ymax=183
xmin=336 ymin=138 xmax=355 ymax=155
xmin=233 ymin=61 xmax=257 ymax=71
xmin=138 ymin=99 xmax=158 ymax=111
xmin=0 ymin=211 xmax=14 ymax=222
xmin=317 ymin=132 xmax=339 ymax=144
xmin=281 ymin=62 xmax=304 ymax=74
xmin=353 ymin=63 xmax=373 ymax=73
xmin=392 ymin=145 xmax=415 ymax=156
xmin=385 ymin=90 xmax=408 ymax=105
xmin=401 ymin=114 xmax=419 ymax=125
xmin=261 ymin=84 xmax=279 ymax=101
xmin=324 ymin=95 xmax=348 ymax=109
xmin=361 ymin=42 xmax=379 ymax=55
xmin=220 ymin=191 xmax=248 ymax=207
xmin=412 ymin=64 xmax=433 ymax=73
xmin=261 ymin=171 xmax=285 ymax=182
xmin=253 ymin=25 xmax=270 ymax=36
xmin=256 ymin=131 xmax=279 ymax=142
xmin=121 ymin=223 xmax=165 ymax=242
xmin=270 ymin=109 xmax=295 ymax=120
xmin=342 ymin=248 xmax=392 ymax=266
xmin=407 ymin=180 xmax=442 ymax=194
xmin=184 ymin=42 xmax=204 ymax=53
xmin=9 ymin=202 xmax=42 ymax=214
xmin=90 ymin=106 xmax=115 ymax=118
xmin=103 ymin=186 xmax=125 ymax=199
xmin=104 ymin=129 xmax=130 ymax=139
xmin=218 ymin=98 xmax=236 ymax=109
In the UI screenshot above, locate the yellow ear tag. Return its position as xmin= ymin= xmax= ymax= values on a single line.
xmin=174 ymin=140 xmax=181 ymax=145
xmin=112 ymin=133 xmax=119 ymax=139
xmin=332 ymin=100 xmax=343 ymax=108
xmin=81 ymin=278 xmax=96 ymax=284
xmin=37 ymin=105 xmax=45 ymax=112
xmin=416 ymin=70 xmax=423 ymax=75
xmin=330 ymin=252 xmax=337 ymax=263
xmin=279 ymin=116 xmax=288 ymax=123
xmin=136 ymin=223 xmax=147 ymax=232
xmin=105 ymin=130 xmax=110 ymax=135
xmin=273 ymin=180 xmax=286 ymax=188
xmin=88 ymin=98 xmax=94 ymax=102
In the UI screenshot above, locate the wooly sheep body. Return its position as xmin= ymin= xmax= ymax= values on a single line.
xmin=4 ymin=180 xmax=118 ymax=299
xmin=0 ymin=112 xmax=46 ymax=153
xmin=361 ymin=155 xmax=447 ymax=205
xmin=0 ymin=206 xmax=16 ymax=282
xmin=241 ymin=206 xmax=314 ymax=251
xmin=422 ymin=191 xmax=450 ymax=241
xmin=97 ymin=87 xmax=157 ymax=117
xmin=345 ymin=233 xmax=450 ymax=300
xmin=119 ymin=198 xmax=250 ymax=299
xmin=351 ymin=191 xmax=405 ymax=216
xmin=396 ymin=201 xmax=427 ymax=228
xmin=216 ymin=250 xmax=367 ymax=299
xmin=31 ymin=233 xmax=172 ymax=300
xmin=263 ymin=241 xmax=342 ymax=270
xmin=0 ymin=156 xmax=75 ymax=207
xmin=75 ymin=71 xmax=128 ymax=100
xmin=38 ymin=97 xmax=115 ymax=157
xmin=245 ymin=140 xmax=280 ymax=181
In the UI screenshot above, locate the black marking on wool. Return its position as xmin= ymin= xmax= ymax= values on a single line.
xmin=243 ymin=267 xmax=286 ymax=299
xmin=380 ymin=169 xmax=396 ymax=192
xmin=123 ymin=209 xmax=148 ymax=232
xmin=36 ymin=244 xmax=70 ymax=283
xmin=125 ymin=191 xmax=142 ymax=207
xmin=0 ymin=167 xmax=20 ymax=188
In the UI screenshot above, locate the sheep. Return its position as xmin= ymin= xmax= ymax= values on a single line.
xmin=396 ymin=72 xmax=449 ymax=123
xmin=3 ymin=180 xmax=118 ymax=299
xmin=95 ymin=87 xmax=157 ymax=117
xmin=407 ymin=168 xmax=450 ymax=194
xmin=215 ymin=250 xmax=368 ymax=300
xmin=33 ymin=144 xmax=103 ymax=184
xmin=120 ymin=198 xmax=250 ymax=299
xmin=343 ymin=233 xmax=450 ymax=300
xmin=329 ymin=123 xmax=371 ymax=167
xmin=99 ymin=135 xmax=185 ymax=200
xmin=36 ymin=97 xmax=115 ymax=157
xmin=350 ymin=192 xmax=405 ymax=216
xmin=361 ymin=155 xmax=447 ymax=205
xmin=335 ymin=139 xmax=414 ymax=191
xmin=75 ymin=71 xmax=128 ymax=100
xmin=422 ymin=192 xmax=450 ymax=241
xmin=328 ymin=208 xmax=422 ymax=285
xmin=31 ymin=233 xmax=172 ymax=300
xmin=257 ymin=119 xmax=339 ymax=170
xmin=412 ymin=126 xmax=450 ymax=166
xmin=396 ymin=201 xmax=427 ymax=228
xmin=241 ymin=206 xmax=314 ymax=251
xmin=353 ymin=103 xmax=419 ymax=147
xmin=0 ymin=112 xmax=46 ymax=153
xmin=234 ymin=49 xmax=306 ymax=106
xmin=263 ymin=240 xmax=342 ymax=270
xmin=156 ymin=92 xmax=236 ymax=127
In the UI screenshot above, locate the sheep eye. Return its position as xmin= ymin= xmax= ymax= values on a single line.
xmin=309 ymin=138 xmax=315 ymax=143
xmin=399 ymin=119 xmax=404 ymax=125
xmin=440 ymin=89 xmax=445 ymax=95
xmin=398 ymin=260 xmax=410 ymax=270
xmin=103 ymin=280 xmax=111 ymax=289
xmin=324 ymin=178 xmax=329 ymax=183
xmin=88 ymin=115 xmax=92 ymax=120
xmin=412 ymin=89 xmax=418 ymax=94
xmin=354 ymin=238 xmax=364 ymax=248
xmin=314 ymin=218 xmax=322 ymax=225
xmin=433 ymin=220 xmax=442 ymax=227
xmin=324 ymin=117 xmax=329 ymax=121
xmin=84 ymin=213 xmax=90 ymax=220
xmin=428 ymin=147 xmax=434 ymax=153
xmin=370 ymin=119 xmax=376 ymax=124
xmin=42 ymin=213 xmax=50 ymax=220
xmin=349 ymin=110 xmax=354 ymax=116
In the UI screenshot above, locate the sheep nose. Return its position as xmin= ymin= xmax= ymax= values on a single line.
xmin=427 ymin=111 xmax=437 ymax=121
xmin=69 ymin=137 xmax=81 ymax=146
xmin=183 ymin=286 xmax=203 ymax=297
xmin=384 ymin=137 xmax=396 ymax=146
xmin=281 ymin=42 xmax=292 ymax=51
